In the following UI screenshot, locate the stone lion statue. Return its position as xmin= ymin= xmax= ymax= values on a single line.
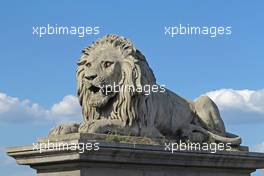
xmin=50 ymin=34 xmax=241 ymax=145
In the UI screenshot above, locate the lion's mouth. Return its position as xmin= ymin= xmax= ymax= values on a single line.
xmin=89 ymin=85 xmax=101 ymax=94
xmin=87 ymin=84 xmax=116 ymax=108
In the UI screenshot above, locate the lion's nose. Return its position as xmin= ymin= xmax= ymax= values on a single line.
xmin=85 ymin=74 xmax=97 ymax=80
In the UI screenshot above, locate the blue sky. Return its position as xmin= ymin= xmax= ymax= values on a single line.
xmin=0 ymin=1 xmax=264 ymax=175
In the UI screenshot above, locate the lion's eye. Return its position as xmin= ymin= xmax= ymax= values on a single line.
xmin=103 ymin=61 xmax=113 ymax=68
xmin=86 ymin=62 xmax=91 ymax=68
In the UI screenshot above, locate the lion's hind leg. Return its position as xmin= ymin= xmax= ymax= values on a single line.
xmin=194 ymin=96 xmax=226 ymax=136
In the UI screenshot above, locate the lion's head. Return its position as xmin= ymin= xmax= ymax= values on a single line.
xmin=76 ymin=35 xmax=156 ymax=127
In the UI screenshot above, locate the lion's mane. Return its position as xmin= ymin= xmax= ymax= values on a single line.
xmin=76 ymin=35 xmax=156 ymax=128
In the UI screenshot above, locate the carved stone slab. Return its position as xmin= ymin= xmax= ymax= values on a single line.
xmin=6 ymin=133 xmax=264 ymax=176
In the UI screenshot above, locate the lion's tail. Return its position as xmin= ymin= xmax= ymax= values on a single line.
xmin=207 ymin=131 xmax=242 ymax=145
xmin=190 ymin=124 xmax=241 ymax=145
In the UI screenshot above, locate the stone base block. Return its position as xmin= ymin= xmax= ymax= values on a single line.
xmin=6 ymin=133 xmax=264 ymax=176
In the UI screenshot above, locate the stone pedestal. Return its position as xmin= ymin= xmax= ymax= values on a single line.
xmin=6 ymin=133 xmax=264 ymax=176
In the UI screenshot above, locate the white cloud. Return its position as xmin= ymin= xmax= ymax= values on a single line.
xmin=0 ymin=147 xmax=35 ymax=176
xmin=251 ymin=142 xmax=264 ymax=153
xmin=51 ymin=95 xmax=80 ymax=116
xmin=204 ymin=89 xmax=264 ymax=124
xmin=251 ymin=142 xmax=264 ymax=175
xmin=0 ymin=147 xmax=36 ymax=176
xmin=0 ymin=147 xmax=15 ymax=165
xmin=0 ymin=92 xmax=82 ymax=123
xmin=49 ymin=95 xmax=82 ymax=122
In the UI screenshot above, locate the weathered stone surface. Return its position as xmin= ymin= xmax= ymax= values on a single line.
xmin=6 ymin=134 xmax=264 ymax=176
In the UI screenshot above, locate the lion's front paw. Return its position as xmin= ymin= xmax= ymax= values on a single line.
xmin=49 ymin=123 xmax=80 ymax=136
xmin=78 ymin=121 xmax=96 ymax=133
xmin=79 ymin=119 xmax=135 ymax=135
xmin=82 ymin=119 xmax=122 ymax=134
